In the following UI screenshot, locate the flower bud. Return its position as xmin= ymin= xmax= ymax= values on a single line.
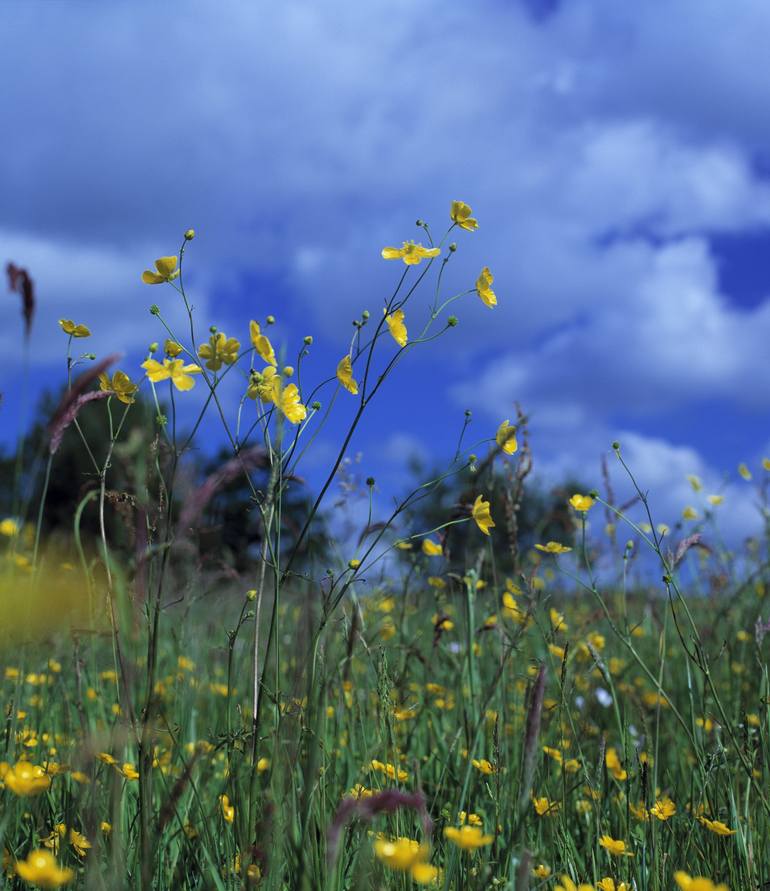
xmin=184 ymin=228 xmax=195 ymax=240
xmin=266 ymin=315 xmax=275 ymax=325
xmin=86 ymin=353 xmax=96 ymax=360
xmin=366 ymin=476 xmax=375 ymax=487
xmin=612 ymin=441 xmax=621 ymax=451
xmin=150 ymin=305 xmax=160 ymax=316
xmin=464 ymin=409 xmax=472 ymax=418
xmin=282 ymin=366 xmax=294 ymax=377
xmin=447 ymin=315 xmax=458 ymax=327
xmin=311 ymin=401 xmax=321 ymax=411
xmin=149 ymin=342 xmax=159 ymax=354
xmin=348 ymin=559 xmax=361 ymax=570
xmin=246 ymin=589 xmax=257 ymax=601
xmin=362 ymin=310 xmax=370 ymax=320
xmin=303 ymin=335 xmax=313 ymax=345
xmin=209 ymin=325 xmax=217 ymax=334
xmin=449 ymin=242 xmax=457 ymax=252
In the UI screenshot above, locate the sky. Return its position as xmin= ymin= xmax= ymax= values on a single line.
xmin=3 ymin=0 xmax=770 ymax=546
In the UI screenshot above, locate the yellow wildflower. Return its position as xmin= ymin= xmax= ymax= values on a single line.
xmin=532 ymin=796 xmax=559 ymax=817
xmin=599 ymin=835 xmax=633 ymax=856
xmin=650 ymin=796 xmax=676 ymax=821
xmin=197 ymin=332 xmax=241 ymax=371
xmin=98 ymin=370 xmax=139 ymax=405
xmin=698 ymin=816 xmax=735 ymax=836
xmin=0 ymin=519 xmax=19 ymax=537
xmin=3 ymin=761 xmax=51 ymax=796
xmin=443 ymin=825 xmax=493 ymax=850
xmin=597 ymin=880 xmax=629 ymax=891
xmin=450 ymin=200 xmax=479 ymax=231
xmin=475 ymin=266 xmax=497 ymax=308
xmin=471 ymin=758 xmax=495 ymax=775
xmin=141 ymin=357 xmax=202 ymax=391
xmin=569 ymin=493 xmax=594 ymax=512
xmin=373 ymin=836 xmax=428 ymax=870
xmin=58 ymin=319 xmax=91 ymax=338
xmin=249 ymin=321 xmax=277 ymax=366
xmin=555 ymin=876 xmax=594 ymax=891
xmin=495 ymin=420 xmax=518 ymax=454
xmin=164 ymin=339 xmax=183 ymax=357
xmin=738 ymin=462 xmax=752 ymax=481
xmin=272 ymin=378 xmax=307 ymax=424
xmin=535 ymin=541 xmax=571 ymax=554
xmin=381 ymin=241 xmax=440 ymax=265
xmin=336 ymin=355 xmax=358 ymax=395
xmin=220 ymin=794 xmax=235 ymax=823
xmin=674 ymin=872 xmax=729 ymax=891
xmin=142 ymin=256 xmax=179 ymax=284
xmin=385 ymin=309 xmax=407 ymax=347
xmin=422 ymin=539 xmax=442 ymax=557
xmin=15 ymin=850 xmax=73 ymax=888
xmin=471 ymin=494 xmax=495 ymax=535
xmin=120 ymin=762 xmax=139 ymax=780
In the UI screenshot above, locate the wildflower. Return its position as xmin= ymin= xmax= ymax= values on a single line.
xmin=422 ymin=539 xmax=442 ymax=557
xmin=100 ymin=822 xmax=112 ymax=834
xmin=682 ymin=506 xmax=698 ymax=521
xmin=220 ymin=794 xmax=235 ymax=823
xmin=550 ymin=608 xmax=568 ymax=632
xmin=198 ymin=332 xmax=241 ymax=371
xmin=535 ymin=541 xmax=572 ymax=554
xmin=650 ymin=796 xmax=676 ymax=821
xmin=410 ymin=862 xmax=440 ymax=884
xmin=15 ymin=850 xmax=73 ymax=888
xmin=249 ymin=321 xmax=277 ymax=366
xmin=471 ymin=494 xmax=495 ymax=535
xmin=475 ymin=266 xmax=497 ymax=308
xmin=385 ymin=309 xmax=407 ymax=347
xmin=458 ymin=811 xmax=483 ymax=826
xmin=569 ymin=493 xmax=594 ymax=512
xmin=673 ymin=872 xmax=729 ymax=891
xmin=597 ymin=880 xmax=629 ymax=891
xmin=738 ymin=462 xmax=752 ymax=481
xmin=68 ymin=829 xmax=90 ymax=858
xmin=3 ymin=761 xmax=51 ymax=796
xmin=336 ymin=355 xmax=358 ymax=395
xmin=273 ymin=379 xmax=307 ymax=424
xmin=707 ymin=494 xmax=724 ymax=506
xmin=381 ymin=241 xmax=440 ymax=265
xmin=96 ymin=753 xmax=116 ymax=766
xmin=120 ymin=762 xmax=139 ymax=780
xmin=495 ymin=420 xmax=518 ymax=454
xmin=0 ymin=518 xmax=19 ymax=537
xmin=764 ymin=457 xmax=770 ymax=471
xmin=687 ymin=474 xmax=702 ymax=491
xmin=443 ymin=825 xmax=493 ymax=850
xmin=532 ymin=796 xmax=559 ymax=817
xmin=369 ymin=760 xmax=408 ymax=782
xmin=141 ymin=357 xmax=202 ymax=391
xmin=471 ymin=758 xmax=495 ymax=775
xmin=373 ymin=836 xmax=428 ymax=871
xmin=141 ymin=256 xmax=179 ymax=284
xmin=98 ymin=370 xmax=139 ymax=405
xmin=58 ymin=319 xmax=91 ymax=338
xmin=532 ymin=865 xmax=551 ymax=878
xmin=605 ymin=748 xmax=627 ymax=781
xmin=555 ymin=876 xmax=594 ymax=891
xmin=698 ymin=816 xmax=735 ymax=836
xmin=599 ymin=835 xmax=633 ymax=856
xmin=450 ymin=200 xmax=479 ymax=231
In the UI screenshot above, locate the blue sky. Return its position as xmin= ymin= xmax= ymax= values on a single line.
xmin=3 ymin=0 xmax=770 ymax=541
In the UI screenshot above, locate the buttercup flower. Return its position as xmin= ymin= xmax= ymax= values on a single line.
xmin=198 ymin=332 xmax=241 ymax=371
xmin=496 ymin=420 xmax=518 ymax=455
xmin=141 ymin=358 xmax=202 ymax=391
xmin=569 ymin=493 xmax=594 ymax=512
xmin=249 ymin=321 xmax=277 ymax=366
xmin=422 ymin=539 xmax=442 ymax=557
xmin=58 ymin=319 xmax=91 ymax=338
xmin=220 ymin=794 xmax=235 ymax=823
xmin=15 ymin=849 xmax=73 ymax=888
xmin=674 ymin=872 xmax=728 ymax=891
xmin=272 ymin=378 xmax=307 ymax=425
xmin=385 ymin=309 xmax=407 ymax=347
xmin=336 ymin=355 xmax=358 ymax=395
xmin=381 ymin=241 xmax=440 ymax=265
xmin=698 ymin=816 xmax=735 ymax=836
xmin=597 ymin=880 xmax=629 ymax=891
xmin=443 ymin=825 xmax=493 ymax=850
xmin=373 ymin=836 xmax=428 ymax=871
xmin=650 ymin=796 xmax=676 ymax=821
xmin=142 ymin=256 xmax=179 ymax=284
xmin=164 ymin=339 xmax=183 ymax=357
xmin=599 ymin=835 xmax=633 ymax=856
xmin=98 ymin=370 xmax=139 ymax=405
xmin=0 ymin=518 xmax=19 ymax=537
xmin=3 ymin=761 xmax=51 ymax=796
xmin=555 ymin=877 xmax=594 ymax=891
xmin=476 ymin=267 xmax=497 ymax=308
xmin=450 ymin=200 xmax=479 ymax=231
xmin=535 ymin=541 xmax=572 ymax=554
xmin=472 ymin=494 xmax=495 ymax=535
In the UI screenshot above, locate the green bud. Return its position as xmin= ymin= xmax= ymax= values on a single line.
xmin=150 ymin=305 xmax=160 ymax=316
xmin=209 ymin=325 xmax=217 ymax=334
xmin=303 ymin=335 xmax=313 ymax=345
xmin=311 ymin=401 xmax=321 ymax=411
xmin=366 ymin=477 xmax=375 ymax=487
xmin=266 ymin=315 xmax=275 ymax=325
xmin=361 ymin=310 xmax=370 ymax=320
xmin=184 ymin=228 xmax=195 ymax=240
xmin=447 ymin=315 xmax=459 ymax=327
xmin=149 ymin=342 xmax=159 ymax=354
xmin=612 ymin=441 xmax=621 ymax=451
xmin=415 ymin=219 xmax=425 ymax=227
xmin=449 ymin=242 xmax=457 ymax=252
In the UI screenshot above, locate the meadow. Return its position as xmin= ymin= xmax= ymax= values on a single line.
xmin=1 ymin=203 xmax=766 ymax=890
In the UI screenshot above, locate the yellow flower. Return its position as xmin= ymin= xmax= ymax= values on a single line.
xmin=698 ymin=816 xmax=735 ymax=836
xmin=381 ymin=241 xmax=440 ymax=265
xmin=687 ymin=474 xmax=703 ymax=491
xmin=369 ymin=759 xmax=409 ymax=782
xmin=471 ymin=494 xmax=495 ymax=535
xmin=422 ymin=539 xmax=443 ymax=557
xmin=141 ymin=358 xmax=202 ymax=391
xmin=249 ymin=321 xmax=277 ymax=366
xmin=764 ymin=457 xmax=770 ymax=472
xmin=535 ymin=541 xmax=571 ymax=554
xmin=3 ymin=761 xmax=51 ymax=796
xmin=450 ymin=200 xmax=479 ymax=231
xmin=15 ymin=850 xmax=74 ymax=888
xmin=220 ymin=794 xmax=235 ymax=823
xmin=58 ymin=319 xmax=91 ymax=338
xmin=597 ymin=880 xmax=629 ymax=891
xmin=532 ymin=796 xmax=559 ymax=816
xmin=443 ymin=825 xmax=493 ymax=850
xmin=164 ymin=339 xmax=183 ymax=357
xmin=385 ymin=309 xmax=408 ymax=347
xmin=0 ymin=518 xmax=19 ymax=537
xmin=272 ymin=379 xmax=307 ymax=424
xmin=475 ymin=266 xmax=497 ymax=308
xmin=336 ymin=355 xmax=358 ymax=395
xmin=98 ymin=370 xmax=139 ymax=405
xmin=410 ymin=861 xmax=440 ymax=885
xmin=738 ymin=462 xmax=752 ymax=481
xmin=100 ymin=822 xmax=112 ymax=834
xmin=68 ymin=829 xmax=90 ymax=858
xmin=495 ymin=420 xmax=518 ymax=454
xmin=554 ymin=876 xmax=594 ymax=891
xmin=142 ymin=256 xmax=179 ymax=284
xmin=599 ymin=835 xmax=633 ymax=856
xmin=650 ymin=796 xmax=676 ymax=821
xmin=373 ymin=836 xmax=428 ymax=870
xmin=197 ymin=332 xmax=241 ymax=371
xmin=120 ymin=762 xmax=139 ymax=780
xmin=569 ymin=493 xmax=594 ymax=512
xmin=674 ymin=872 xmax=729 ymax=891
xmin=682 ymin=505 xmax=698 ymax=521
xmin=532 ymin=864 xmax=551 ymax=878
xmin=471 ymin=758 xmax=495 ymax=775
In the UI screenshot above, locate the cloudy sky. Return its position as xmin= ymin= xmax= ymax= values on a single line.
xmin=3 ymin=0 xmax=770 ymax=541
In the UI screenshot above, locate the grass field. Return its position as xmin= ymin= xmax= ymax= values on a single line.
xmin=1 ymin=208 xmax=766 ymax=890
